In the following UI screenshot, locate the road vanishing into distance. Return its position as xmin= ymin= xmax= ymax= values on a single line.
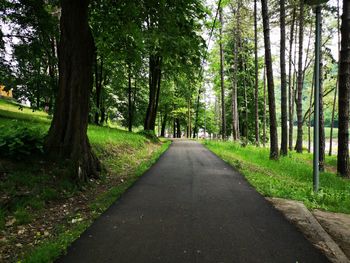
xmin=57 ymin=140 xmax=329 ymax=263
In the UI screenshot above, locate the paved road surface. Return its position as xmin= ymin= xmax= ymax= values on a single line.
xmin=57 ymin=140 xmax=329 ymax=263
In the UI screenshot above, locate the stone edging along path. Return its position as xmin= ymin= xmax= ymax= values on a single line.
xmin=267 ymin=198 xmax=350 ymax=263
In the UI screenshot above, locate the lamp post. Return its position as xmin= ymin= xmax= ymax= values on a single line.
xmin=305 ymin=0 xmax=328 ymax=192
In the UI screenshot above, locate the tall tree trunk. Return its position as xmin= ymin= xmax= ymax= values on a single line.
xmin=319 ymin=33 xmax=325 ymax=172
xmin=219 ymin=7 xmax=226 ymax=140
xmin=176 ymin=118 xmax=181 ymax=138
xmin=45 ymin=0 xmax=100 ymax=181
xmin=144 ymin=55 xmax=162 ymax=131
xmin=232 ymin=2 xmax=240 ymax=141
xmin=280 ymin=0 xmax=287 ymax=156
xmin=337 ymin=0 xmax=350 ymax=177
xmin=308 ymin=73 xmax=314 ymax=153
xmin=243 ymin=62 xmax=248 ymax=139
xmin=295 ymin=0 xmax=304 ymax=153
xmin=263 ymin=65 xmax=267 ymax=147
xmin=288 ymin=7 xmax=296 ymax=151
xmin=173 ymin=118 xmax=176 ymax=138
xmin=319 ymin=50 xmax=326 ymax=172
xmin=261 ymin=0 xmax=279 ymax=160
xmin=128 ymin=66 xmax=133 ymax=132
xmin=161 ymin=112 xmax=167 ymax=137
xmin=254 ymin=0 xmax=259 ymax=146
xmin=329 ymin=0 xmax=340 ymax=156
xmin=193 ymin=88 xmax=201 ymax=138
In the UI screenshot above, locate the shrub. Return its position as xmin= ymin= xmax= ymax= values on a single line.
xmin=0 ymin=122 xmax=45 ymax=157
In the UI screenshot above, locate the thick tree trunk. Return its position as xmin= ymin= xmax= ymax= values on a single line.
xmin=173 ymin=118 xmax=176 ymax=138
xmin=288 ymin=8 xmax=296 ymax=151
xmin=329 ymin=0 xmax=341 ymax=156
xmin=254 ymin=0 xmax=259 ymax=146
xmin=176 ymin=118 xmax=181 ymax=138
xmin=144 ymin=55 xmax=162 ymax=131
xmin=161 ymin=112 xmax=167 ymax=137
xmin=337 ymin=0 xmax=350 ymax=177
xmin=261 ymin=0 xmax=279 ymax=160
xmin=295 ymin=0 xmax=304 ymax=153
xmin=45 ymin=0 xmax=100 ymax=181
xmin=280 ymin=0 xmax=287 ymax=156
xmin=219 ymin=7 xmax=226 ymax=140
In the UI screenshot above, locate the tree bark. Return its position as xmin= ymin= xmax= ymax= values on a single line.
xmin=232 ymin=2 xmax=240 ymax=141
xmin=329 ymin=0 xmax=340 ymax=156
xmin=254 ymin=0 xmax=259 ymax=146
xmin=176 ymin=118 xmax=181 ymax=138
xmin=288 ymin=7 xmax=296 ymax=151
xmin=94 ymin=56 xmax=103 ymax=125
xmin=161 ymin=112 xmax=167 ymax=137
xmin=308 ymin=73 xmax=314 ymax=153
xmin=45 ymin=0 xmax=100 ymax=182
xmin=337 ymin=0 xmax=350 ymax=177
xmin=263 ymin=65 xmax=267 ymax=147
xmin=319 ymin=34 xmax=325 ymax=172
xmin=219 ymin=7 xmax=226 ymax=140
xmin=295 ymin=0 xmax=304 ymax=153
xmin=261 ymin=0 xmax=279 ymax=160
xmin=128 ymin=66 xmax=133 ymax=132
xmin=144 ymin=55 xmax=162 ymax=131
xmin=280 ymin=0 xmax=287 ymax=156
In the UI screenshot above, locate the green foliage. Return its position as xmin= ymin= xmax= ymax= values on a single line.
xmin=204 ymin=141 xmax=350 ymax=214
xmin=14 ymin=207 xmax=32 ymax=225
xmin=137 ymin=130 xmax=160 ymax=143
xmin=0 ymin=121 xmax=45 ymax=157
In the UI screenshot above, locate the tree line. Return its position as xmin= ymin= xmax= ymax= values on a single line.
xmin=1 ymin=0 xmax=350 ymax=179
xmin=208 ymin=0 xmax=350 ymax=177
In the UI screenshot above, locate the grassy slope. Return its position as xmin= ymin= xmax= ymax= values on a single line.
xmin=204 ymin=141 xmax=350 ymax=214
xmin=0 ymin=98 xmax=170 ymax=262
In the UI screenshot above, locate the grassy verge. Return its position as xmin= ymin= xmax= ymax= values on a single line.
xmin=203 ymin=141 xmax=350 ymax=214
xmin=0 ymin=98 xmax=171 ymax=262
xmin=21 ymin=141 xmax=170 ymax=263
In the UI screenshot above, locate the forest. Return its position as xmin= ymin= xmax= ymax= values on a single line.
xmin=1 ymin=0 xmax=349 ymax=177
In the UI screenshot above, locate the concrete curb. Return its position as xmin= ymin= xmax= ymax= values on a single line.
xmin=267 ymin=197 xmax=350 ymax=263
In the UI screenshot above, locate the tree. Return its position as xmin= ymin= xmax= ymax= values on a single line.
xmin=280 ymin=0 xmax=287 ymax=155
xmin=288 ymin=7 xmax=296 ymax=151
xmin=45 ymin=0 xmax=100 ymax=181
xmin=337 ymin=0 xmax=350 ymax=177
xmin=219 ymin=6 xmax=226 ymax=140
xmin=254 ymin=0 xmax=259 ymax=146
xmin=295 ymin=0 xmax=304 ymax=153
xmin=261 ymin=0 xmax=279 ymax=160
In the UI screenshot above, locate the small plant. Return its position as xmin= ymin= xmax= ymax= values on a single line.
xmin=0 ymin=208 xmax=5 ymax=230
xmin=14 ymin=207 xmax=32 ymax=225
xmin=0 ymin=122 xmax=45 ymax=157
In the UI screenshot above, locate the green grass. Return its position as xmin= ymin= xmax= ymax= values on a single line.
xmin=22 ymin=141 xmax=170 ymax=263
xmin=0 ymin=98 xmax=171 ymax=262
xmin=204 ymin=141 xmax=350 ymax=214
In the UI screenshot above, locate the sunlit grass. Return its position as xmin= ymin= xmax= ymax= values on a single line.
xmin=204 ymin=141 xmax=350 ymax=214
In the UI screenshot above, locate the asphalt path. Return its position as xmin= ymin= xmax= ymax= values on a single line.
xmin=57 ymin=140 xmax=329 ymax=263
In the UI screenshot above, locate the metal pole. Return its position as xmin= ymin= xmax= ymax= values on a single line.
xmin=313 ymin=5 xmax=321 ymax=192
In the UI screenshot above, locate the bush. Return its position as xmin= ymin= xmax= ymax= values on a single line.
xmin=0 ymin=122 xmax=45 ymax=157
